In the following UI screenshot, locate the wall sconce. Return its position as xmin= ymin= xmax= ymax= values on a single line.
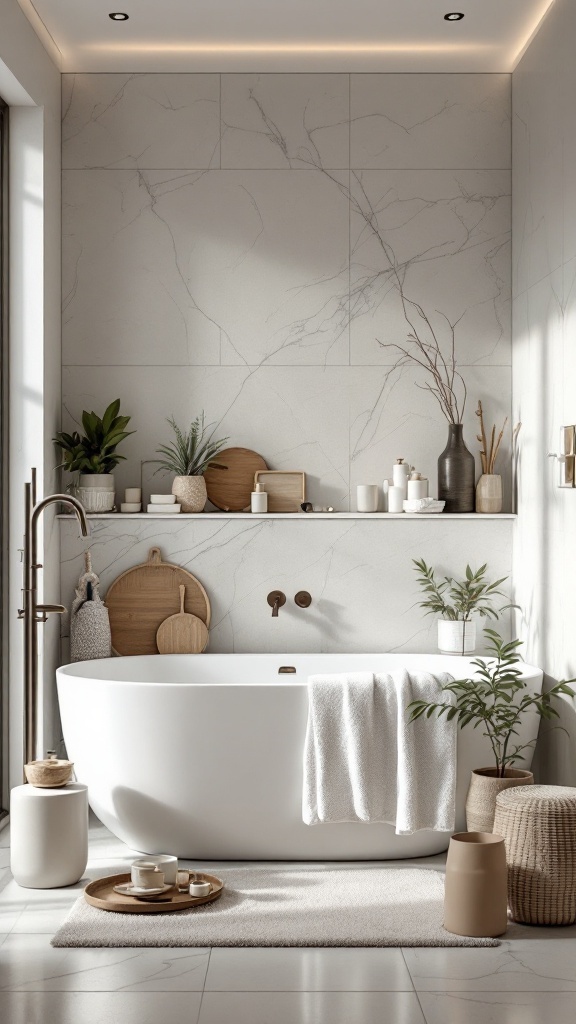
xmin=548 ymin=426 xmax=576 ymax=487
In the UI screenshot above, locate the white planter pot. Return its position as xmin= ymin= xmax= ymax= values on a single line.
xmin=171 ymin=475 xmax=207 ymax=513
xmin=75 ymin=473 xmax=115 ymax=513
xmin=438 ymin=619 xmax=477 ymax=655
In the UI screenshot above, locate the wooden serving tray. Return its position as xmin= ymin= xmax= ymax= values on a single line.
xmin=84 ymin=872 xmax=223 ymax=914
xmin=254 ymin=470 xmax=306 ymax=512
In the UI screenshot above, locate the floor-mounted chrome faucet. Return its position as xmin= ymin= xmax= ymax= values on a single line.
xmin=18 ymin=469 xmax=90 ymax=767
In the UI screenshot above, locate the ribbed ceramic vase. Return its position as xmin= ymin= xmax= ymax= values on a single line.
xmin=444 ymin=831 xmax=508 ymax=938
xmin=75 ymin=474 xmax=115 ymax=513
xmin=476 ymin=474 xmax=503 ymax=513
xmin=171 ymin=475 xmax=207 ymax=513
xmin=466 ymin=767 xmax=534 ymax=833
xmin=437 ymin=619 xmax=476 ymax=654
xmin=438 ymin=424 xmax=475 ymax=513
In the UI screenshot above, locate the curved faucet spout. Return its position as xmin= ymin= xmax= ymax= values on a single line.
xmin=31 ymin=493 xmax=90 ymax=539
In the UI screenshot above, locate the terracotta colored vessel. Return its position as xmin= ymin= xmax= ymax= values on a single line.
xmin=444 ymin=831 xmax=508 ymax=938
xmin=466 ymin=767 xmax=534 ymax=833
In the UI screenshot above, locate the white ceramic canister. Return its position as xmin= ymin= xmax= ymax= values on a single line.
xmin=387 ymin=486 xmax=405 ymax=513
xmin=407 ymin=471 xmax=429 ymax=501
xmin=251 ymin=483 xmax=268 ymax=513
xmin=125 ymin=488 xmax=141 ymax=503
xmin=392 ymin=459 xmax=410 ymax=499
xmin=356 ymin=484 xmax=379 ymax=512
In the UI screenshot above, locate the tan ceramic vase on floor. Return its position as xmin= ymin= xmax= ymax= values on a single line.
xmin=466 ymin=767 xmax=534 ymax=833
xmin=444 ymin=832 xmax=508 ymax=938
xmin=171 ymin=475 xmax=207 ymax=513
xmin=475 ymin=474 xmax=503 ymax=513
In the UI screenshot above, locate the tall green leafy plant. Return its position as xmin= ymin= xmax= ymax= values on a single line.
xmin=155 ymin=414 xmax=228 ymax=477
xmin=408 ymin=630 xmax=575 ymax=777
xmin=413 ymin=558 xmax=514 ymax=622
xmin=53 ymin=399 xmax=133 ymax=475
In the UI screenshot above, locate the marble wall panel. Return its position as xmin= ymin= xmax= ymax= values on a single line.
xmin=62 ymin=74 xmax=220 ymax=170
xmin=60 ymin=518 xmax=513 ymax=656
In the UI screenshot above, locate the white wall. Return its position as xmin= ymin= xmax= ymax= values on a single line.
xmin=59 ymin=72 xmax=515 ymax=655
xmin=512 ymin=0 xmax=576 ymax=783
xmin=0 ymin=0 xmax=61 ymax=789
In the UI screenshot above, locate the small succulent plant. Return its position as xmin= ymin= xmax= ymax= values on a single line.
xmin=155 ymin=415 xmax=228 ymax=477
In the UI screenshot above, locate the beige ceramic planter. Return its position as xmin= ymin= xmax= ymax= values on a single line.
xmin=171 ymin=475 xmax=207 ymax=513
xmin=476 ymin=474 xmax=503 ymax=513
xmin=466 ymin=767 xmax=534 ymax=833
xmin=444 ymin=831 xmax=508 ymax=938
xmin=75 ymin=473 xmax=115 ymax=513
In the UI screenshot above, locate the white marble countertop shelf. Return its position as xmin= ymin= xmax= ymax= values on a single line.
xmin=58 ymin=512 xmax=517 ymax=521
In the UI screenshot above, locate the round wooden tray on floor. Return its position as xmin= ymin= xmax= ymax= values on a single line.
xmin=84 ymin=873 xmax=224 ymax=913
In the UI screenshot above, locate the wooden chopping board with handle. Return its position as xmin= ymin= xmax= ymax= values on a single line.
xmin=105 ymin=547 xmax=210 ymax=656
xmin=156 ymin=585 xmax=209 ymax=654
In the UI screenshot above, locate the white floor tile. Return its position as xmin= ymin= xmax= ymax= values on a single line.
xmin=198 ymin=990 xmax=426 ymax=1024
xmin=0 ymin=934 xmax=210 ymax=992
xmin=418 ymin=991 xmax=576 ymax=1024
xmin=11 ymin=901 xmax=87 ymax=934
xmin=404 ymin=940 xmax=576 ymax=991
xmin=206 ymin=946 xmax=414 ymax=991
xmin=0 ymin=990 xmax=202 ymax=1024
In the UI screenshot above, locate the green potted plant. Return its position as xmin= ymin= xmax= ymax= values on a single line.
xmin=53 ymin=399 xmax=133 ymax=512
xmin=155 ymin=414 xmax=228 ymax=513
xmin=408 ymin=630 xmax=575 ymax=831
xmin=413 ymin=558 xmax=514 ymax=655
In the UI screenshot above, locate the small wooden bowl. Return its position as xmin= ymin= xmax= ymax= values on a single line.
xmin=24 ymin=759 xmax=74 ymax=788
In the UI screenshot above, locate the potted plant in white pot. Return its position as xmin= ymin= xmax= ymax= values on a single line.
xmin=155 ymin=414 xmax=228 ymax=513
xmin=408 ymin=630 xmax=575 ymax=831
xmin=413 ymin=557 xmax=514 ymax=655
xmin=53 ymin=399 xmax=133 ymax=513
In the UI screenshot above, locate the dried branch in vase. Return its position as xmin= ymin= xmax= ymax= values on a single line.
xmin=476 ymin=400 xmax=509 ymax=474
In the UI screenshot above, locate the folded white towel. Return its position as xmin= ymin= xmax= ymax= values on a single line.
xmin=302 ymin=670 xmax=456 ymax=835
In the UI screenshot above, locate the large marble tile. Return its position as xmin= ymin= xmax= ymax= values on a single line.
xmin=0 ymin=933 xmax=210 ymax=991
xmin=221 ymin=74 xmax=349 ymax=169
xmin=205 ymin=946 xmax=413 ymax=991
xmin=62 ymin=74 xmax=220 ymax=170
xmin=350 ymin=75 xmax=510 ymax=170
xmin=63 ymin=169 xmax=349 ymax=367
xmin=60 ymin=516 xmax=512 ymax=656
xmin=349 ymin=170 xmax=511 ymax=366
xmin=404 ymin=940 xmax=576 ymax=991
xmin=418 ymin=991 xmax=576 ymax=1024
xmin=350 ymin=365 xmax=513 ymax=512
xmin=198 ymin=991 xmax=425 ymax=1024
xmin=0 ymin=991 xmax=202 ymax=1024
xmin=62 ymin=364 xmax=350 ymax=509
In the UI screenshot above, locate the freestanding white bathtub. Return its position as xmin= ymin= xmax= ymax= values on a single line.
xmin=57 ymin=653 xmax=543 ymax=861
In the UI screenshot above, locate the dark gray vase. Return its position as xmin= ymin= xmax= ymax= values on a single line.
xmin=438 ymin=424 xmax=475 ymax=513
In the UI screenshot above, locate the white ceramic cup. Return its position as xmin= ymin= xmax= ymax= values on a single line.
xmin=356 ymin=484 xmax=379 ymax=513
xmin=387 ymin=486 xmax=405 ymax=513
xmin=139 ymin=854 xmax=178 ymax=885
xmin=189 ymin=879 xmax=212 ymax=897
xmin=131 ymin=861 xmax=165 ymax=889
xmin=125 ymin=488 xmax=142 ymax=503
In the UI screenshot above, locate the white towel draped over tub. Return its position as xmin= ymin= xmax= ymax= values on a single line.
xmin=302 ymin=671 xmax=456 ymax=835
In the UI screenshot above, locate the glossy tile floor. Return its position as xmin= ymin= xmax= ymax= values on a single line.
xmin=1 ymin=818 xmax=575 ymax=1023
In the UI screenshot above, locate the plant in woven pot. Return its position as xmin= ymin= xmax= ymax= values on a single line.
xmin=53 ymin=399 xmax=134 ymax=513
xmin=408 ymin=630 xmax=575 ymax=832
xmin=413 ymin=558 xmax=515 ymax=655
xmin=155 ymin=414 xmax=228 ymax=513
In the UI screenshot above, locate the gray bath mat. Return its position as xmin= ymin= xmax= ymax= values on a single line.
xmin=52 ymin=865 xmax=499 ymax=947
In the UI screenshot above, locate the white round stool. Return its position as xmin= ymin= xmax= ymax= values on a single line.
xmin=10 ymin=783 xmax=88 ymax=888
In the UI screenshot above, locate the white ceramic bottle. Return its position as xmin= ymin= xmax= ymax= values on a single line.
xmin=251 ymin=483 xmax=268 ymax=513
xmin=392 ymin=459 xmax=410 ymax=499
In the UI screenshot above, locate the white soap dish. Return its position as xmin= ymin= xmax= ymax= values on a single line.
xmin=149 ymin=494 xmax=177 ymax=504
xmin=147 ymin=503 xmax=181 ymax=514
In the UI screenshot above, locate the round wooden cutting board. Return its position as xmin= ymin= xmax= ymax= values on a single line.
xmin=105 ymin=547 xmax=210 ymax=656
xmin=204 ymin=447 xmax=267 ymax=511
xmin=156 ymin=585 xmax=209 ymax=654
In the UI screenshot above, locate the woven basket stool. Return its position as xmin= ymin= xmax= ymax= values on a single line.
xmin=493 ymin=785 xmax=576 ymax=926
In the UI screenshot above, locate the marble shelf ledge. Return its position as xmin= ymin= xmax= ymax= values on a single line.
xmin=58 ymin=512 xmax=517 ymax=521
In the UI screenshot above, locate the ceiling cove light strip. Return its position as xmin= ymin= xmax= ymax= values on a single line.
xmin=85 ymin=42 xmax=492 ymax=54
xmin=511 ymin=0 xmax=555 ymax=66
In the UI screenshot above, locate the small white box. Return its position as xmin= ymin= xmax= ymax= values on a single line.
xmin=147 ymin=503 xmax=181 ymax=514
xmin=149 ymin=494 xmax=176 ymax=504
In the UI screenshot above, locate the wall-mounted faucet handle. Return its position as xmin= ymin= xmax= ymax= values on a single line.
xmin=294 ymin=591 xmax=312 ymax=608
xmin=267 ymin=591 xmax=286 ymax=617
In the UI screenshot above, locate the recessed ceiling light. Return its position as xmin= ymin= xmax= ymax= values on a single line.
xmin=109 ymin=12 xmax=129 ymax=20
xmin=444 ymin=12 xmax=464 ymax=20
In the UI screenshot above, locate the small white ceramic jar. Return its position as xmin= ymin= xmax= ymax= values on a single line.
xmin=387 ymin=486 xmax=405 ymax=513
xmin=356 ymin=484 xmax=379 ymax=512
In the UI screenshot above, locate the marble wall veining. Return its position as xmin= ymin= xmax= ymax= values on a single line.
xmin=60 ymin=72 xmax=513 ymax=656
xmin=512 ymin=0 xmax=576 ymax=784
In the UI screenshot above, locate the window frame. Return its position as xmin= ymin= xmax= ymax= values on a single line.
xmin=0 ymin=95 xmax=9 ymax=820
